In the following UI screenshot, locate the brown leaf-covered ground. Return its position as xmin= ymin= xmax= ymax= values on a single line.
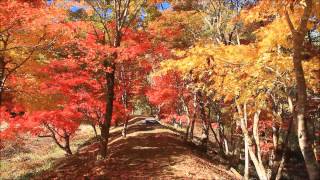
xmin=32 ymin=117 xmax=237 ymax=179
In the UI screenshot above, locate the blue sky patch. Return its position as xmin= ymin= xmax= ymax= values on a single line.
xmin=157 ymin=2 xmax=171 ymax=11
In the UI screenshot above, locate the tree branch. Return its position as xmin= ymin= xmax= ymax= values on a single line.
xmin=284 ymin=9 xmax=296 ymax=34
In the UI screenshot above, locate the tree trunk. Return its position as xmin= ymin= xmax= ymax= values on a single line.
xmin=0 ymin=56 xmax=5 ymax=106
xmin=244 ymin=139 xmax=249 ymax=180
xmin=91 ymin=123 xmax=98 ymax=137
xmin=237 ymin=103 xmax=268 ymax=180
xmin=294 ymin=54 xmax=319 ymax=179
xmin=217 ymin=113 xmax=229 ymax=155
xmin=241 ymin=119 xmax=268 ymax=180
xmin=100 ymin=63 xmax=116 ymax=158
xmin=185 ymin=116 xmax=191 ymax=141
xmin=284 ymin=1 xmax=320 ymax=179
xmin=274 ymin=97 xmax=294 ymax=180
xmin=272 ymin=123 xmax=279 ymax=160
xmin=45 ymin=125 xmax=73 ymax=155
xmin=190 ymin=115 xmax=196 ymax=139
xmin=122 ymin=117 xmax=129 ymax=138
xmin=198 ymin=93 xmax=209 ymax=151
xmin=223 ymin=139 xmax=229 ymax=155
xmin=235 ymin=29 xmax=240 ymax=45
xmin=100 ymin=124 xmax=108 ymax=158
xmin=65 ymin=146 xmax=72 ymax=155
xmin=275 ymin=116 xmax=293 ymax=180
xmin=253 ymin=110 xmax=262 ymax=164
xmin=64 ymin=132 xmax=72 ymax=155
xmin=184 ymin=116 xmax=190 ymax=140
xmin=209 ymin=122 xmax=225 ymax=155
xmin=189 ymin=93 xmax=197 ymax=139
xmin=114 ymin=120 xmax=119 ymax=127
xmin=98 ymin=0 xmax=124 ymax=157
xmin=243 ymin=103 xmax=249 ymax=180
xmin=120 ymin=64 xmax=129 ymax=138
xmin=181 ymin=96 xmax=191 ymax=141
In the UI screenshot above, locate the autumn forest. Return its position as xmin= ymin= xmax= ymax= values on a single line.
xmin=0 ymin=0 xmax=319 ymax=179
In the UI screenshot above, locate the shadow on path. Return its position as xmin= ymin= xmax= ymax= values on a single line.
xmin=33 ymin=117 xmax=236 ymax=179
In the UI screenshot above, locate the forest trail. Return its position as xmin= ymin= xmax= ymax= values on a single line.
xmin=33 ymin=117 xmax=237 ymax=179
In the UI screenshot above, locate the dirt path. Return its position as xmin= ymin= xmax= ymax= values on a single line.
xmin=34 ymin=117 xmax=237 ymax=179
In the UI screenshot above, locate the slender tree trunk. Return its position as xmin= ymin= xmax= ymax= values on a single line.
xmin=100 ymin=124 xmax=108 ymax=157
xmin=65 ymin=146 xmax=72 ymax=155
xmin=224 ymin=139 xmax=229 ymax=155
xmin=64 ymin=132 xmax=72 ymax=155
xmin=253 ymin=110 xmax=262 ymax=164
xmin=0 ymin=56 xmax=5 ymax=106
xmin=189 ymin=93 xmax=197 ymax=139
xmin=183 ymin=97 xmax=191 ymax=140
xmin=243 ymin=138 xmax=250 ymax=180
xmin=275 ymin=150 xmax=287 ymax=180
xmin=100 ymin=63 xmax=116 ymax=158
xmin=241 ymin=119 xmax=268 ymax=179
xmin=114 ymin=120 xmax=119 ymax=127
xmin=190 ymin=115 xmax=196 ymax=139
xmin=217 ymin=114 xmax=229 ymax=155
xmin=185 ymin=116 xmax=191 ymax=140
xmin=57 ymin=135 xmax=72 ymax=155
xmin=198 ymin=94 xmax=209 ymax=151
xmin=274 ymin=97 xmax=294 ymax=180
xmin=243 ymin=103 xmax=249 ymax=180
xmin=122 ymin=116 xmax=129 ymax=138
xmin=91 ymin=123 xmax=98 ymax=137
xmin=45 ymin=124 xmax=73 ymax=155
xmin=236 ymin=29 xmax=240 ymax=45
xmin=237 ymin=103 xmax=268 ymax=180
xmin=120 ymin=64 xmax=129 ymax=138
xmin=209 ymin=122 xmax=224 ymax=155
xmin=275 ymin=117 xmax=293 ymax=179
xmin=98 ymin=0 xmax=126 ymax=157
xmin=272 ymin=123 xmax=279 ymax=158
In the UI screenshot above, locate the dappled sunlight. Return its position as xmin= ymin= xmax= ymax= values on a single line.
xmin=31 ymin=117 xmax=236 ymax=179
xmin=1 ymin=0 xmax=319 ymax=179
xmin=132 ymin=146 xmax=159 ymax=150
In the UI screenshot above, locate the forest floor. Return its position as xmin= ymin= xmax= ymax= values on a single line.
xmin=0 ymin=122 xmax=98 ymax=179
xmin=1 ymin=117 xmax=238 ymax=179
